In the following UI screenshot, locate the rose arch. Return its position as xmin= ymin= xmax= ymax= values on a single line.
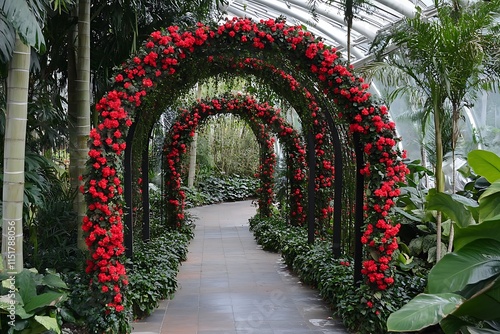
xmin=82 ymin=16 xmax=409 ymax=319
xmin=162 ymin=94 xmax=308 ymax=228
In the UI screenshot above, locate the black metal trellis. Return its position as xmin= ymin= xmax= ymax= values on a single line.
xmin=124 ymin=122 xmax=136 ymax=259
xmin=141 ymin=147 xmax=150 ymax=242
xmin=306 ymin=131 xmax=316 ymax=244
xmin=353 ymin=132 xmax=364 ymax=285
xmin=322 ymin=111 xmax=343 ymax=258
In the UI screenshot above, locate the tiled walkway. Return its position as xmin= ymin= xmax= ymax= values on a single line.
xmin=132 ymin=200 xmax=348 ymax=334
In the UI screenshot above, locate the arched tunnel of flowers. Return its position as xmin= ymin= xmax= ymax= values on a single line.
xmin=82 ymin=16 xmax=407 ymax=321
xmin=161 ymin=93 xmax=309 ymax=227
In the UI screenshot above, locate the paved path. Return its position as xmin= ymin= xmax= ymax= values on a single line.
xmin=132 ymin=200 xmax=348 ymax=334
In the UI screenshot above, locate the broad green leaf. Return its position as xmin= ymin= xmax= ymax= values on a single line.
xmin=440 ymin=315 xmax=471 ymax=334
xmin=428 ymin=239 xmax=500 ymax=294
xmin=0 ymin=0 xmax=45 ymax=51
xmin=426 ymin=192 xmax=473 ymax=228
xmin=33 ymin=315 xmax=61 ymax=334
xmin=454 ymin=218 xmax=500 ymax=251
xmin=42 ymin=273 xmax=67 ymax=289
xmin=16 ymin=270 xmax=37 ymax=305
xmin=468 ymin=150 xmax=500 ymax=183
xmin=454 ymin=277 xmax=500 ymax=320
xmin=387 ymin=293 xmax=465 ymax=332
xmin=24 ymin=291 xmax=64 ymax=313
xmin=393 ymin=206 xmax=422 ymax=222
xmin=479 ymin=180 xmax=500 ymax=201
xmin=478 ymin=181 xmax=500 ymax=223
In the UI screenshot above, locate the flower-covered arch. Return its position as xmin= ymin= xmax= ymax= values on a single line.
xmin=83 ymin=17 xmax=409 ymax=320
xmin=163 ymin=94 xmax=308 ymax=227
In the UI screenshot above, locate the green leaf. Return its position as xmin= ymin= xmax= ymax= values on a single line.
xmin=454 ymin=276 xmax=500 ymax=320
xmin=0 ymin=19 xmax=15 ymax=63
xmin=426 ymin=192 xmax=473 ymax=228
xmin=478 ymin=181 xmax=500 ymax=223
xmin=16 ymin=270 xmax=37 ymax=305
xmin=393 ymin=206 xmax=422 ymax=222
xmin=33 ymin=315 xmax=61 ymax=334
xmin=42 ymin=273 xmax=67 ymax=289
xmin=440 ymin=315 xmax=471 ymax=334
xmin=24 ymin=291 xmax=64 ymax=313
xmin=468 ymin=150 xmax=500 ymax=183
xmin=428 ymin=239 xmax=500 ymax=294
xmin=387 ymin=293 xmax=465 ymax=331
xmin=454 ymin=218 xmax=500 ymax=251
xmin=0 ymin=0 xmax=45 ymax=51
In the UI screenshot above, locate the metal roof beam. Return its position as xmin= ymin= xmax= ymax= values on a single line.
xmin=245 ymin=0 xmax=365 ymax=58
xmin=375 ymin=0 xmax=417 ymax=18
xmin=285 ymin=0 xmax=377 ymax=40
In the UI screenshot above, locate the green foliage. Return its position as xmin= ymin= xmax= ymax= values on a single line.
xmin=248 ymin=215 xmax=426 ymax=334
xmin=62 ymin=227 xmax=193 ymax=332
xmin=197 ymin=174 xmax=258 ymax=203
xmin=23 ymin=179 xmax=82 ymax=272
xmin=467 ymin=150 xmax=500 ymax=184
xmin=0 ymin=269 xmax=69 ymax=334
xmin=387 ymin=149 xmax=500 ymax=333
xmin=182 ymin=186 xmax=211 ymax=208
xmin=196 ymin=114 xmax=260 ymax=177
xmin=393 ymin=160 xmax=446 ymax=266
xmin=127 ymin=229 xmax=191 ymax=319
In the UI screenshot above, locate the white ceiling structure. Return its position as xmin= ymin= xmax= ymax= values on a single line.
xmin=219 ymin=0 xmax=436 ymax=66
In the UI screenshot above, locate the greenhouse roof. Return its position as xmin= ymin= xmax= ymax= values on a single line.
xmin=220 ymin=0 xmax=436 ymax=66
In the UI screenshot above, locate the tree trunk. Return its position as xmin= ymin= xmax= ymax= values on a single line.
xmin=1 ymin=35 xmax=30 ymax=274
xmin=68 ymin=0 xmax=91 ymax=250
xmin=434 ymin=103 xmax=445 ymax=261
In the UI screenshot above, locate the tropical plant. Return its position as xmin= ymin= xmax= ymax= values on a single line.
xmin=127 ymin=230 xmax=191 ymax=319
xmin=387 ymin=149 xmax=500 ymax=333
xmin=0 ymin=268 xmax=69 ymax=333
xmin=365 ymin=0 xmax=500 ymax=260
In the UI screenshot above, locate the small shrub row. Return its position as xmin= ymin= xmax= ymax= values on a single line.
xmin=249 ymin=215 xmax=426 ymax=334
xmin=127 ymin=229 xmax=192 ymax=320
xmin=194 ymin=174 xmax=258 ymax=204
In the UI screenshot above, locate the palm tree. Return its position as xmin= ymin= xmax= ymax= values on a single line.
xmin=1 ymin=0 xmax=47 ymax=273
xmin=364 ymin=0 xmax=500 ymax=260
xmin=67 ymin=0 xmax=91 ymax=250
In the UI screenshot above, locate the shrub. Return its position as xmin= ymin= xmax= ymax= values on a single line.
xmin=127 ymin=229 xmax=192 ymax=319
xmin=197 ymin=174 xmax=258 ymax=203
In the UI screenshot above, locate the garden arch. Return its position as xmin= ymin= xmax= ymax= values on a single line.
xmin=133 ymin=58 xmax=340 ymax=252
xmin=83 ymin=17 xmax=408 ymax=317
xmin=160 ymin=93 xmax=308 ymax=228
